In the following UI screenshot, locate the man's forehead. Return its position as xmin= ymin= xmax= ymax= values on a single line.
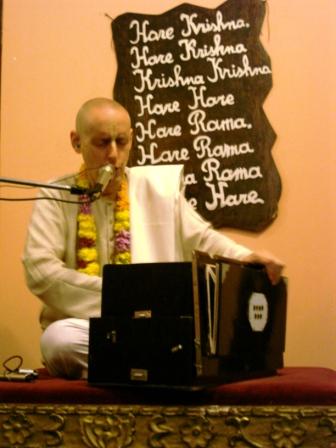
xmin=85 ymin=124 xmax=132 ymax=140
xmin=82 ymin=107 xmax=130 ymax=133
xmin=77 ymin=102 xmax=131 ymax=132
xmin=85 ymin=105 xmax=114 ymax=122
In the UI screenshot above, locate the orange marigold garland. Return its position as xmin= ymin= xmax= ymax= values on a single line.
xmin=76 ymin=165 xmax=131 ymax=276
xmin=113 ymin=175 xmax=131 ymax=264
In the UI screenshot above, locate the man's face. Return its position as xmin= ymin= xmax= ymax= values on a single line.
xmin=72 ymin=105 xmax=133 ymax=196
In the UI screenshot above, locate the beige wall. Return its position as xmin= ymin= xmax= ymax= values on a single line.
xmin=0 ymin=0 xmax=335 ymax=370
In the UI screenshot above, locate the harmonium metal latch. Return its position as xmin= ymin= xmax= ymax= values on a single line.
xmin=130 ymin=368 xmax=148 ymax=382
xmin=133 ymin=310 xmax=152 ymax=319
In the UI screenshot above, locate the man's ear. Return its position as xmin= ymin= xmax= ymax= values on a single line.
xmin=129 ymin=128 xmax=134 ymax=147
xmin=70 ymin=131 xmax=81 ymax=153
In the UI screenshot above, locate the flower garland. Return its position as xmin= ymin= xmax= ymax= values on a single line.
xmin=76 ymin=165 xmax=131 ymax=276
xmin=113 ymin=178 xmax=131 ymax=264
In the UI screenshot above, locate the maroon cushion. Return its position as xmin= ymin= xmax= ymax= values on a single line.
xmin=0 ymin=367 xmax=335 ymax=405
xmin=211 ymin=367 xmax=336 ymax=405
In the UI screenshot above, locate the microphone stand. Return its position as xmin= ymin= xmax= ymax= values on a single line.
xmin=0 ymin=176 xmax=89 ymax=196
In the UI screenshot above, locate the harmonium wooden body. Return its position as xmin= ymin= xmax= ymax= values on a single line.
xmin=88 ymin=251 xmax=287 ymax=389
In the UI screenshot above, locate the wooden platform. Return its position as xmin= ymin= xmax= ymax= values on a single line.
xmin=0 ymin=367 xmax=335 ymax=447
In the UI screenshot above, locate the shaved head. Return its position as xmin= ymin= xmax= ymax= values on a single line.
xmin=75 ymin=98 xmax=131 ymax=136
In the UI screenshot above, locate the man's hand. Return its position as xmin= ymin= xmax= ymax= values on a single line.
xmin=242 ymin=251 xmax=285 ymax=285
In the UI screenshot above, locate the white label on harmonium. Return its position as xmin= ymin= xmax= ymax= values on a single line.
xmin=248 ymin=292 xmax=268 ymax=332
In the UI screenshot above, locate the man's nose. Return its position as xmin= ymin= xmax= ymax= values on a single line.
xmin=107 ymin=142 xmax=118 ymax=163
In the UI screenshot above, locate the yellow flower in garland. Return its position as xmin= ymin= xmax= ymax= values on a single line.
xmin=76 ymin=166 xmax=99 ymax=276
xmin=78 ymin=247 xmax=97 ymax=262
xmin=77 ymin=214 xmax=97 ymax=240
xmin=115 ymin=210 xmax=130 ymax=222
xmin=75 ymin=165 xmax=131 ymax=274
xmin=83 ymin=262 xmax=100 ymax=276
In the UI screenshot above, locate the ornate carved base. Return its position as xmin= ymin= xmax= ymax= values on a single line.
xmin=0 ymin=404 xmax=335 ymax=447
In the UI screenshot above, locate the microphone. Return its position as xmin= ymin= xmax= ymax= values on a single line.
xmin=0 ymin=166 xmax=113 ymax=199
xmin=88 ymin=164 xmax=114 ymax=198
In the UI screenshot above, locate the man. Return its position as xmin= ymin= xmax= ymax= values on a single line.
xmin=23 ymin=97 xmax=283 ymax=379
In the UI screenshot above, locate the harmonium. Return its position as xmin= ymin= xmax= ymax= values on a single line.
xmin=88 ymin=251 xmax=287 ymax=389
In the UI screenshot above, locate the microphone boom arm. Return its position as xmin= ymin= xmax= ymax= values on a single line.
xmin=0 ymin=176 xmax=88 ymax=195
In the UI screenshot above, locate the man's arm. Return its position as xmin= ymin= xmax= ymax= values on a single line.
xmin=241 ymin=251 xmax=284 ymax=285
xmin=22 ymin=185 xmax=102 ymax=320
xmin=178 ymin=194 xmax=252 ymax=260
xmin=178 ymin=194 xmax=284 ymax=283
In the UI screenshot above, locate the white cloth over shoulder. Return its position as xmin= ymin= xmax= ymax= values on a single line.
xmin=130 ymin=165 xmax=251 ymax=262
xmin=129 ymin=164 xmax=183 ymax=262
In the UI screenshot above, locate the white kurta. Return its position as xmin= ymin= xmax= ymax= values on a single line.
xmin=22 ymin=165 xmax=251 ymax=329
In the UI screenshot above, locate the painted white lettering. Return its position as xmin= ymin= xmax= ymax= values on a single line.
xmin=184 ymin=173 xmax=197 ymax=185
xmin=188 ymin=197 xmax=198 ymax=209
xmin=207 ymin=54 xmax=272 ymax=82
xmin=201 ymin=158 xmax=262 ymax=183
xmin=193 ymin=135 xmax=254 ymax=159
xmin=179 ymin=34 xmax=247 ymax=61
xmin=130 ymin=46 xmax=174 ymax=69
xmin=136 ymin=119 xmax=182 ymax=141
xmin=188 ymin=109 xmax=252 ymax=135
xmin=135 ymin=94 xmax=180 ymax=116
xmin=188 ymin=85 xmax=235 ymax=110
xmin=137 ymin=142 xmax=190 ymax=165
xmin=205 ymin=181 xmax=264 ymax=210
xmin=180 ymin=11 xmax=249 ymax=37
xmin=129 ymin=19 xmax=174 ymax=44
xmin=133 ymin=65 xmax=204 ymax=93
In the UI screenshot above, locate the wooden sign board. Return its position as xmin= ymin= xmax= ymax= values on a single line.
xmin=112 ymin=0 xmax=281 ymax=231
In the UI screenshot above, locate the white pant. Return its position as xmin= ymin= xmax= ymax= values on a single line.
xmin=40 ymin=318 xmax=89 ymax=379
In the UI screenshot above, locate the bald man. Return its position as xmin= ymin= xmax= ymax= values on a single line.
xmin=23 ymin=97 xmax=283 ymax=379
xmin=70 ymin=98 xmax=133 ymax=200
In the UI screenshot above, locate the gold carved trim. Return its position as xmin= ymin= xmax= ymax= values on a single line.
xmin=0 ymin=404 xmax=335 ymax=447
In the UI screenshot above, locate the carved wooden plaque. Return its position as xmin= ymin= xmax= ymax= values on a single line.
xmin=112 ymin=0 xmax=281 ymax=231
xmin=0 ymin=404 xmax=335 ymax=447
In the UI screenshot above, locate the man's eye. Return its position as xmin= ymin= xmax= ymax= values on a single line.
xmin=98 ymin=140 xmax=110 ymax=147
xmin=117 ymin=138 xmax=128 ymax=146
